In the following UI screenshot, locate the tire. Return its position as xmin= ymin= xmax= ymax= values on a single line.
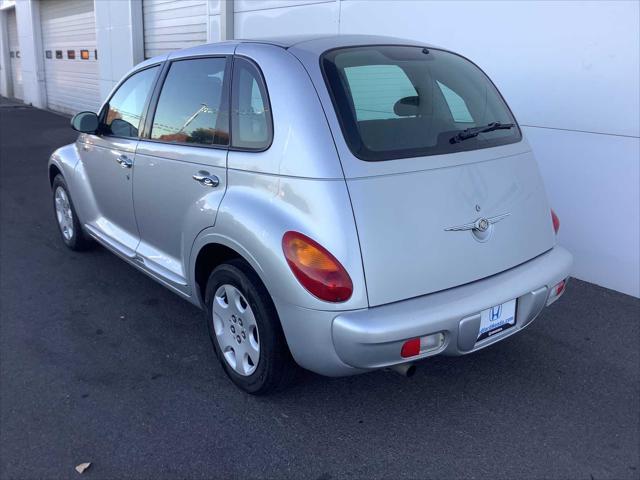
xmin=52 ymin=174 xmax=93 ymax=251
xmin=204 ymin=259 xmax=298 ymax=394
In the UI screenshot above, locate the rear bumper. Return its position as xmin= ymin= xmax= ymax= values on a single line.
xmin=332 ymin=246 xmax=572 ymax=369
xmin=276 ymin=246 xmax=572 ymax=376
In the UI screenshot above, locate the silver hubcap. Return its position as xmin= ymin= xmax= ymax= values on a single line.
xmin=212 ymin=284 xmax=260 ymax=376
xmin=54 ymin=186 xmax=74 ymax=241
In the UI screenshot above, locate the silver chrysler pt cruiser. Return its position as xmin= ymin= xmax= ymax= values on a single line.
xmin=49 ymin=35 xmax=572 ymax=394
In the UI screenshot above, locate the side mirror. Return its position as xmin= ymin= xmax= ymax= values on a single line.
xmin=393 ymin=96 xmax=420 ymax=117
xmin=71 ymin=111 xmax=99 ymax=133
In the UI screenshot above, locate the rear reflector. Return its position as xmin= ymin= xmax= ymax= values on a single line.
xmin=551 ymin=209 xmax=560 ymax=234
xmin=400 ymin=338 xmax=420 ymax=358
xmin=400 ymin=333 xmax=445 ymax=358
xmin=547 ymin=278 xmax=568 ymax=306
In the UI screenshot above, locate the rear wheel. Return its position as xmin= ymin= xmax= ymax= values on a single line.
xmin=204 ymin=259 xmax=297 ymax=394
xmin=52 ymin=175 xmax=92 ymax=251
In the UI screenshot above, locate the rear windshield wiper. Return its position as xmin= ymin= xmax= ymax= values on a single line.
xmin=449 ymin=122 xmax=515 ymax=144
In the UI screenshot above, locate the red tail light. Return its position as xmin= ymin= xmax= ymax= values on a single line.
xmin=282 ymin=231 xmax=353 ymax=302
xmin=551 ymin=209 xmax=560 ymax=234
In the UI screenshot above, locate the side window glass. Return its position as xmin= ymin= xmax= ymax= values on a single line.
xmin=103 ymin=66 xmax=159 ymax=138
xmin=231 ymin=57 xmax=272 ymax=150
xmin=343 ymin=65 xmax=417 ymax=121
xmin=436 ymin=81 xmax=474 ymax=124
xmin=151 ymin=58 xmax=229 ymax=146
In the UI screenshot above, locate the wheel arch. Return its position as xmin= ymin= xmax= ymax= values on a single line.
xmin=194 ymin=242 xmax=243 ymax=307
xmin=190 ymin=234 xmax=270 ymax=310
xmin=47 ymin=143 xmax=82 ymax=188
xmin=49 ymin=164 xmax=63 ymax=186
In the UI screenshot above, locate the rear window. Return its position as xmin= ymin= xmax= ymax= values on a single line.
xmin=321 ymin=46 xmax=521 ymax=161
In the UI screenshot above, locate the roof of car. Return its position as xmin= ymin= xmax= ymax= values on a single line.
xmin=238 ymin=34 xmax=433 ymax=51
xmin=140 ymin=34 xmax=436 ymax=68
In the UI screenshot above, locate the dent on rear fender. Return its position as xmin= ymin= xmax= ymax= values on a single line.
xmin=190 ymin=169 xmax=368 ymax=312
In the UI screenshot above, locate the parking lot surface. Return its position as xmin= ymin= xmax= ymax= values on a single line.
xmin=1 ymin=102 xmax=638 ymax=479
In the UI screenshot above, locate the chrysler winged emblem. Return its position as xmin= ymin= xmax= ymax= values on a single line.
xmin=445 ymin=213 xmax=510 ymax=232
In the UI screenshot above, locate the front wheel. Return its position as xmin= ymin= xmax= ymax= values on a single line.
xmin=51 ymin=174 xmax=93 ymax=251
xmin=204 ymin=259 xmax=297 ymax=394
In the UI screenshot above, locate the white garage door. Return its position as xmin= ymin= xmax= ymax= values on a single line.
xmin=40 ymin=0 xmax=100 ymax=115
xmin=7 ymin=8 xmax=23 ymax=100
xmin=143 ymin=0 xmax=207 ymax=59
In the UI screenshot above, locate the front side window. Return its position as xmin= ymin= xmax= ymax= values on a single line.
xmin=322 ymin=46 xmax=521 ymax=161
xmin=151 ymin=58 xmax=229 ymax=146
xmin=231 ymin=57 xmax=272 ymax=150
xmin=102 ymin=66 xmax=159 ymax=138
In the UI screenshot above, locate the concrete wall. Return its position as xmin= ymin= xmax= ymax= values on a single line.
xmin=12 ymin=0 xmax=46 ymax=107
xmin=233 ymin=0 xmax=640 ymax=298
xmin=0 ymin=5 xmax=11 ymax=98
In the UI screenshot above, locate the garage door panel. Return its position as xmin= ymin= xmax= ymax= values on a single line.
xmin=145 ymin=16 xmax=207 ymax=29
xmin=42 ymin=12 xmax=94 ymax=28
xmin=145 ymin=31 xmax=208 ymax=43
xmin=42 ymin=4 xmax=93 ymax=17
xmin=42 ymin=25 xmax=97 ymax=40
xmin=143 ymin=0 xmax=207 ymax=59
xmin=143 ymin=1 xmax=207 ymax=15
xmin=143 ymin=24 xmax=206 ymax=36
xmin=45 ymin=72 xmax=99 ymax=84
xmin=144 ymin=7 xmax=206 ymax=21
xmin=41 ymin=0 xmax=100 ymax=114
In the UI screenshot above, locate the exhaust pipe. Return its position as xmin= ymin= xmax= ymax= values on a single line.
xmin=389 ymin=363 xmax=417 ymax=378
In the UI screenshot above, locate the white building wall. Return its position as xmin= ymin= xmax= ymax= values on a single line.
xmin=0 ymin=8 xmax=10 ymax=98
xmin=207 ymin=0 xmax=224 ymax=43
xmin=234 ymin=0 xmax=338 ymax=37
xmin=14 ymin=0 xmax=46 ymax=108
xmin=94 ymin=0 xmax=144 ymax=103
xmin=236 ymin=0 xmax=640 ymax=298
xmin=5 ymin=6 xmax=20 ymax=98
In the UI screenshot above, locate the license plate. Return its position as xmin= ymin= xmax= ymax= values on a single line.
xmin=477 ymin=299 xmax=517 ymax=342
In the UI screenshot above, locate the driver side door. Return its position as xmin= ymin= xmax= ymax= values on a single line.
xmin=76 ymin=65 xmax=160 ymax=257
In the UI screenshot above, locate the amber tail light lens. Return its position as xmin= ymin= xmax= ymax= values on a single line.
xmin=282 ymin=231 xmax=353 ymax=302
xmin=551 ymin=209 xmax=560 ymax=234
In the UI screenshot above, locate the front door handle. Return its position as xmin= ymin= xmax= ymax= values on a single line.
xmin=192 ymin=171 xmax=220 ymax=188
xmin=116 ymin=154 xmax=133 ymax=169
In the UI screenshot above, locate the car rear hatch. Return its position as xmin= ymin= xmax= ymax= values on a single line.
xmin=346 ymin=146 xmax=556 ymax=306
xmin=309 ymin=43 xmax=556 ymax=306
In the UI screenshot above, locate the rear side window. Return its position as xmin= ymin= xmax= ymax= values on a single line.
xmin=151 ymin=57 xmax=229 ymax=146
xmin=322 ymin=46 xmax=521 ymax=161
xmin=231 ymin=57 xmax=272 ymax=150
xmin=103 ymin=66 xmax=159 ymax=138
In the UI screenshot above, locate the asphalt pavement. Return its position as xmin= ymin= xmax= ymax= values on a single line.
xmin=1 ymin=100 xmax=638 ymax=479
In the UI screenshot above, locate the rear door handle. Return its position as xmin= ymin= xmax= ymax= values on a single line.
xmin=192 ymin=171 xmax=219 ymax=188
xmin=116 ymin=154 xmax=133 ymax=168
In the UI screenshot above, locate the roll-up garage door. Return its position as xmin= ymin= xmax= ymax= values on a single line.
xmin=40 ymin=0 xmax=100 ymax=115
xmin=7 ymin=8 xmax=23 ymax=100
xmin=143 ymin=0 xmax=207 ymax=59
